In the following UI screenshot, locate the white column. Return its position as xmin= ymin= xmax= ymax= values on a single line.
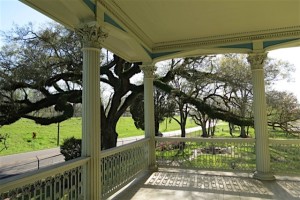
xmin=77 ymin=23 xmax=108 ymax=199
xmin=247 ymin=53 xmax=275 ymax=180
xmin=140 ymin=65 xmax=157 ymax=170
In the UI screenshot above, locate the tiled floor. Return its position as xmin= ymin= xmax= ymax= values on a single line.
xmin=109 ymin=169 xmax=300 ymax=200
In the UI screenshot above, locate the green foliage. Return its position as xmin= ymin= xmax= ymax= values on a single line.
xmin=154 ymin=80 xmax=254 ymax=126
xmin=266 ymin=90 xmax=300 ymax=132
xmin=60 ymin=137 xmax=81 ymax=161
xmin=0 ymin=132 xmax=8 ymax=152
xmin=0 ymin=23 xmax=82 ymax=126
xmin=130 ymin=94 xmax=145 ymax=130
xmin=0 ymin=23 xmax=146 ymax=149
xmin=130 ymin=89 xmax=176 ymax=134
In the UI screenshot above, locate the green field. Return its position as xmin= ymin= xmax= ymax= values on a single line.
xmin=1 ymin=118 xmax=297 ymax=156
xmin=0 ymin=117 xmax=197 ymax=155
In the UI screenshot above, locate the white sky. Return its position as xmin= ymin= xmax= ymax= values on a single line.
xmin=1 ymin=0 xmax=300 ymax=101
xmin=268 ymin=48 xmax=300 ymax=100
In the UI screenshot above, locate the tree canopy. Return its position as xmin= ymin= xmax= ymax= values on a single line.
xmin=0 ymin=23 xmax=145 ymax=149
xmin=1 ymin=23 xmax=298 ymax=151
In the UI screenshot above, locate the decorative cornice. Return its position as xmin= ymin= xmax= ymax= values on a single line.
xmin=140 ymin=65 xmax=156 ymax=78
xmin=76 ymin=22 xmax=108 ymax=49
xmin=153 ymin=29 xmax=300 ymax=52
xmin=155 ymin=26 xmax=300 ymax=46
xmin=247 ymin=53 xmax=268 ymax=70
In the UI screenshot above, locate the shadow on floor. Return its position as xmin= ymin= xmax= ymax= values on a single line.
xmin=109 ymin=169 xmax=300 ymax=200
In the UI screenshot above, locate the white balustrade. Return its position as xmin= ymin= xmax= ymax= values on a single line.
xmin=269 ymin=139 xmax=300 ymax=174
xmin=0 ymin=139 xmax=150 ymax=200
xmin=0 ymin=157 xmax=89 ymax=200
xmin=1 ymin=137 xmax=299 ymax=200
xmin=156 ymin=137 xmax=300 ymax=175
xmin=156 ymin=137 xmax=256 ymax=171
xmin=101 ymin=138 xmax=149 ymax=199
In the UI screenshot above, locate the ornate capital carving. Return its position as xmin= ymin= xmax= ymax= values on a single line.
xmin=140 ymin=65 xmax=156 ymax=78
xmin=247 ymin=53 xmax=268 ymax=70
xmin=76 ymin=22 xmax=108 ymax=49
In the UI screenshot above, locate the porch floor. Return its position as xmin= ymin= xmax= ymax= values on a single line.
xmin=109 ymin=169 xmax=300 ymax=200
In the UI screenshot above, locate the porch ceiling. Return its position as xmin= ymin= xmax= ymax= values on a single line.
xmin=21 ymin=0 xmax=300 ymax=62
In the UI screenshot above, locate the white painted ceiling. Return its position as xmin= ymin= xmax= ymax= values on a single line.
xmin=21 ymin=0 xmax=300 ymax=62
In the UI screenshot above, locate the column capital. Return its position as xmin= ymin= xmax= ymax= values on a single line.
xmin=76 ymin=22 xmax=108 ymax=49
xmin=140 ymin=65 xmax=156 ymax=78
xmin=247 ymin=53 xmax=268 ymax=70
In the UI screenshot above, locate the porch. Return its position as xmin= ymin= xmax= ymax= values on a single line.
xmin=1 ymin=0 xmax=300 ymax=199
xmin=110 ymin=169 xmax=300 ymax=200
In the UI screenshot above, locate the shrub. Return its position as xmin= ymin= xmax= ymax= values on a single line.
xmin=60 ymin=137 xmax=81 ymax=161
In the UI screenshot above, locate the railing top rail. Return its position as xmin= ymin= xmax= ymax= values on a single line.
xmin=155 ymin=137 xmax=255 ymax=143
xmin=0 ymin=154 xmax=63 ymax=171
xmin=101 ymin=138 xmax=150 ymax=158
xmin=0 ymin=156 xmax=90 ymax=193
xmin=155 ymin=137 xmax=300 ymax=144
xmin=269 ymin=138 xmax=300 ymax=144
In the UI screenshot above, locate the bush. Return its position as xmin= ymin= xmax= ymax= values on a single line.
xmin=60 ymin=137 xmax=81 ymax=161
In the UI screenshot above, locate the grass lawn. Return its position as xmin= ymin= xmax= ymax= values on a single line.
xmin=213 ymin=123 xmax=255 ymax=138
xmin=0 ymin=117 xmax=197 ymax=155
xmin=1 ymin=118 xmax=298 ymax=156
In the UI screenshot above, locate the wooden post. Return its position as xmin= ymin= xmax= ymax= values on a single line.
xmin=140 ymin=64 xmax=157 ymax=171
xmin=77 ymin=22 xmax=108 ymax=199
xmin=248 ymin=52 xmax=275 ymax=180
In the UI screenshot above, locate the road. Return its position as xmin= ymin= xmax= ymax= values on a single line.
xmin=0 ymin=148 xmax=64 ymax=179
xmin=0 ymin=126 xmax=202 ymax=179
xmin=117 ymin=126 xmax=202 ymax=145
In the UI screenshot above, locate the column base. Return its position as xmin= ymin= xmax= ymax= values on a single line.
xmin=253 ymin=171 xmax=275 ymax=181
xmin=149 ymin=164 xmax=158 ymax=172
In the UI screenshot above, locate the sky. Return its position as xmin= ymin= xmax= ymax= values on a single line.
xmin=1 ymin=0 xmax=300 ymax=100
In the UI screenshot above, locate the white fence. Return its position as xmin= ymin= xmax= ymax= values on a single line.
xmin=0 ymin=139 xmax=150 ymax=200
xmin=101 ymin=138 xmax=149 ymax=199
xmin=156 ymin=137 xmax=256 ymax=172
xmin=1 ymin=136 xmax=299 ymax=199
xmin=0 ymin=157 xmax=89 ymax=199
xmin=269 ymin=139 xmax=300 ymax=174
xmin=156 ymin=137 xmax=300 ymax=175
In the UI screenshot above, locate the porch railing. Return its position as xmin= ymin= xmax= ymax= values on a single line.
xmin=269 ymin=139 xmax=300 ymax=174
xmin=0 ymin=157 xmax=89 ymax=200
xmin=155 ymin=137 xmax=256 ymax=172
xmin=1 ymin=136 xmax=299 ymax=199
xmin=101 ymin=138 xmax=149 ymax=199
xmin=0 ymin=139 xmax=150 ymax=200
xmin=156 ymin=137 xmax=300 ymax=175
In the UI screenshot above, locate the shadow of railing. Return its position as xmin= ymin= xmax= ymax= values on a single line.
xmin=110 ymin=170 xmax=300 ymax=200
